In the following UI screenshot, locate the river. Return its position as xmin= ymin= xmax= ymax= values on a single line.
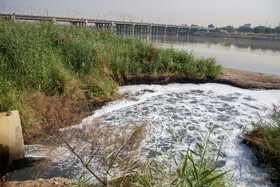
xmin=154 ymin=36 xmax=280 ymax=76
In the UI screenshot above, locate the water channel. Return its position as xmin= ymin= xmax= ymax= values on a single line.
xmin=9 ymin=37 xmax=280 ymax=186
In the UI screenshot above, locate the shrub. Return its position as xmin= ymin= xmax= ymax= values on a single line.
xmin=243 ymin=105 xmax=280 ymax=172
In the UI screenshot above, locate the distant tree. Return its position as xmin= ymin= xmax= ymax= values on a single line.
xmin=220 ymin=25 xmax=235 ymax=33
xmin=264 ymin=27 xmax=272 ymax=34
xmin=208 ymin=24 xmax=214 ymax=28
xmin=253 ymin=26 xmax=266 ymax=33
xmin=275 ymin=26 xmax=280 ymax=34
xmin=238 ymin=26 xmax=253 ymax=32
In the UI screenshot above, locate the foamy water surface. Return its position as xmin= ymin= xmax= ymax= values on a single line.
xmin=25 ymin=83 xmax=280 ymax=186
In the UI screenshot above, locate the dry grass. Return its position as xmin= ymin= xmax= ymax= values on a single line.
xmin=58 ymin=120 xmax=148 ymax=185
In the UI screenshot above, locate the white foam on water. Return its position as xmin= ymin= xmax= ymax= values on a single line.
xmin=83 ymin=83 xmax=280 ymax=186
xmin=25 ymin=83 xmax=280 ymax=186
xmin=25 ymin=145 xmax=72 ymax=162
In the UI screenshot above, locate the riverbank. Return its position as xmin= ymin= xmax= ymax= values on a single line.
xmin=218 ymin=68 xmax=280 ymax=89
xmin=123 ymin=68 xmax=280 ymax=89
xmin=193 ymin=32 xmax=280 ymax=41
xmin=3 ymin=177 xmax=75 ymax=187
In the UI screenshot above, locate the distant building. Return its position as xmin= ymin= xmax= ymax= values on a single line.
xmin=244 ymin=23 xmax=251 ymax=28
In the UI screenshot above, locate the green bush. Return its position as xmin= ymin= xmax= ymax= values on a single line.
xmin=244 ymin=106 xmax=280 ymax=172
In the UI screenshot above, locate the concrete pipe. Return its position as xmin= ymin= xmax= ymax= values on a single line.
xmin=0 ymin=110 xmax=25 ymax=163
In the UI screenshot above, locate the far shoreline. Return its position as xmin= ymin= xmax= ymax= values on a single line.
xmin=193 ymin=32 xmax=280 ymax=42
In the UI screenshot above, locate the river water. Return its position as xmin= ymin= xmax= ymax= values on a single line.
xmin=155 ymin=36 xmax=280 ymax=76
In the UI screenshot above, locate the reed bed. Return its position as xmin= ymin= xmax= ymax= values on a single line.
xmin=0 ymin=19 xmax=222 ymax=139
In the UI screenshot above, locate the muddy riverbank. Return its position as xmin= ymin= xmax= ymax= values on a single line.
xmin=123 ymin=68 xmax=280 ymax=89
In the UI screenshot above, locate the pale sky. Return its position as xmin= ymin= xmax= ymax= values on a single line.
xmin=0 ymin=0 xmax=279 ymax=27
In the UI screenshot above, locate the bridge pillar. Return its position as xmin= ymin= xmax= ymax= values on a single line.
xmin=10 ymin=13 xmax=15 ymax=21
xmin=52 ymin=17 xmax=56 ymax=23
xmin=157 ymin=26 xmax=159 ymax=41
xmin=119 ymin=24 xmax=121 ymax=35
xmin=132 ymin=23 xmax=135 ymax=37
xmin=141 ymin=26 xmax=142 ymax=39
xmin=138 ymin=25 xmax=141 ymax=38
xmin=143 ymin=26 xmax=145 ymax=40
xmin=84 ymin=19 xmax=88 ymax=27
xmin=111 ymin=22 xmax=114 ymax=32
xmin=124 ymin=25 xmax=126 ymax=35
xmin=149 ymin=24 xmax=152 ymax=42
xmin=177 ymin=26 xmax=180 ymax=41
xmin=142 ymin=26 xmax=144 ymax=39
xmin=151 ymin=26 xmax=154 ymax=41
xmin=126 ymin=24 xmax=128 ymax=35
xmin=164 ymin=26 xmax=167 ymax=42
xmin=145 ymin=26 xmax=149 ymax=41
xmin=187 ymin=28 xmax=191 ymax=42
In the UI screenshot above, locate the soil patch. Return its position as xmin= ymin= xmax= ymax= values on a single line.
xmin=218 ymin=68 xmax=280 ymax=89
xmin=123 ymin=68 xmax=280 ymax=90
xmin=23 ymin=94 xmax=111 ymax=145
xmin=2 ymin=177 xmax=75 ymax=187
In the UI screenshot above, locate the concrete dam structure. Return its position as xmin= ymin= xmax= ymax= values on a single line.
xmin=0 ymin=13 xmax=207 ymax=42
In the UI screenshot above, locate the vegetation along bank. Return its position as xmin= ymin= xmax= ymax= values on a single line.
xmin=243 ymin=106 xmax=280 ymax=185
xmin=0 ymin=19 xmax=222 ymax=144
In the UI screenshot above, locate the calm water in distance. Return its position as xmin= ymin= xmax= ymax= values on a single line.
xmin=154 ymin=36 xmax=280 ymax=76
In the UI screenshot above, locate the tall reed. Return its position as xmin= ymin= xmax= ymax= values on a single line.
xmin=0 ymin=19 xmax=222 ymax=133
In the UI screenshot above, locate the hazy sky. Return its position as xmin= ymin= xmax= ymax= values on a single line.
xmin=1 ymin=0 xmax=279 ymax=27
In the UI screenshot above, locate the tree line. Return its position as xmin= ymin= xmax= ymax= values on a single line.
xmin=207 ymin=24 xmax=280 ymax=34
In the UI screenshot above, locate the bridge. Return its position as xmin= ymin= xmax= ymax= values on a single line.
xmin=0 ymin=13 xmax=209 ymax=42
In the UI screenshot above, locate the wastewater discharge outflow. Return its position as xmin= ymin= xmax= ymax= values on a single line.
xmin=25 ymin=83 xmax=280 ymax=186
